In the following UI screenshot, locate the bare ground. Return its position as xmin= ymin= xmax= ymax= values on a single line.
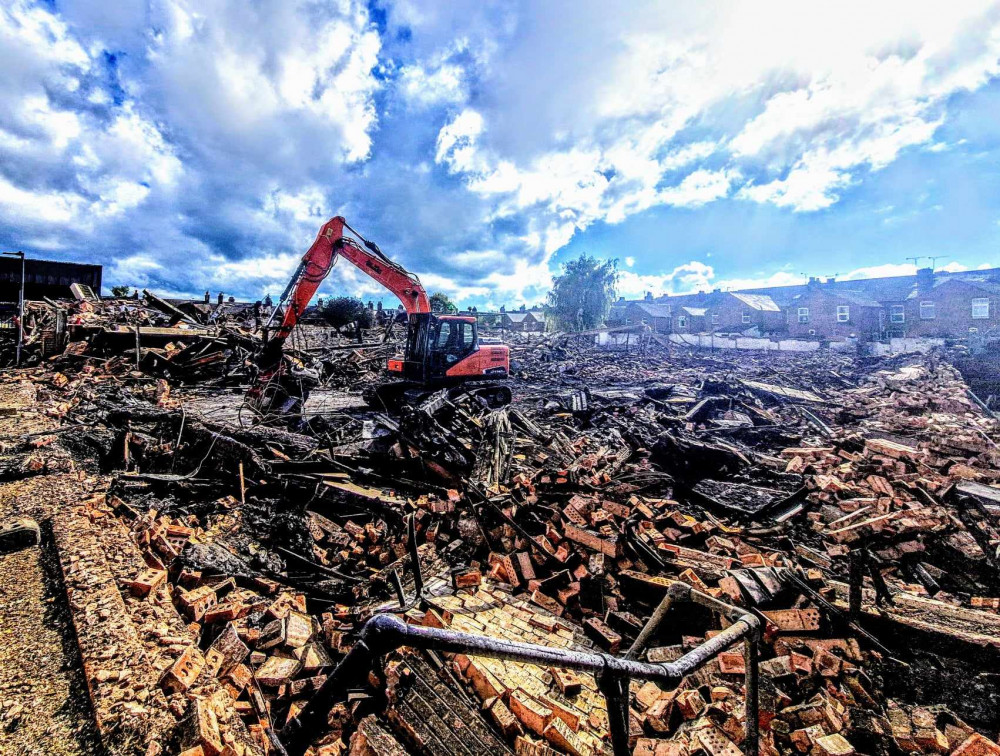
xmin=0 ymin=375 xmax=103 ymax=755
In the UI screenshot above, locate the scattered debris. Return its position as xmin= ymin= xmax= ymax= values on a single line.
xmin=3 ymin=316 xmax=1000 ymax=755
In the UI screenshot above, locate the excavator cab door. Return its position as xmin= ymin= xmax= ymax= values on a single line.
xmin=401 ymin=313 xmax=432 ymax=381
xmin=402 ymin=314 xmax=479 ymax=382
xmin=427 ymin=316 xmax=477 ymax=378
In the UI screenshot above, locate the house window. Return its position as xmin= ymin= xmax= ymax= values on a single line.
xmin=711 ymin=313 xmax=719 ymax=325
xmin=890 ymin=305 xmax=905 ymax=323
xmin=677 ymin=316 xmax=687 ymax=328
xmin=741 ymin=311 xmax=751 ymax=324
xmin=919 ymin=301 xmax=935 ymax=320
xmin=797 ymin=307 xmax=809 ymax=324
xmin=972 ymin=298 xmax=990 ymax=319
xmin=836 ymin=305 xmax=850 ymax=323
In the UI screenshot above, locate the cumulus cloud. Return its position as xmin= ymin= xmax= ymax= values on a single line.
xmin=0 ymin=0 xmax=381 ymax=298
xmin=1 ymin=0 xmax=999 ymax=306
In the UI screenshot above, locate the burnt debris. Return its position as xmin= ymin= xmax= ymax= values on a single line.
xmin=1 ymin=300 xmax=1000 ymax=756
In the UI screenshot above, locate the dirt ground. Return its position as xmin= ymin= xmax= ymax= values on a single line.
xmin=0 ymin=376 xmax=102 ymax=755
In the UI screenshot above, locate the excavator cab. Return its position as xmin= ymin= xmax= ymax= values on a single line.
xmin=390 ymin=313 xmax=509 ymax=384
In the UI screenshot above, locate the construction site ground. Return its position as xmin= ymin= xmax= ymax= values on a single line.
xmin=1 ymin=318 xmax=1000 ymax=756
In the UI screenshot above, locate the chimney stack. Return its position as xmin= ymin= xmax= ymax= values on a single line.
xmin=916 ymin=267 xmax=934 ymax=293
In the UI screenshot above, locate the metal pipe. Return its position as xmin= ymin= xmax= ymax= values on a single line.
xmin=281 ymin=607 xmax=760 ymax=756
xmin=363 ymin=613 xmax=687 ymax=681
xmin=625 ymin=581 xmax=689 ymax=660
xmin=280 ymin=639 xmax=377 ymax=755
xmin=597 ymin=670 xmax=631 ymax=756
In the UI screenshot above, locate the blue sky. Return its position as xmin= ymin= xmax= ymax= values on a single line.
xmin=1 ymin=1 xmax=999 ymax=308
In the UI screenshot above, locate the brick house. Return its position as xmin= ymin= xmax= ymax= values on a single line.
xmin=625 ymin=302 xmax=673 ymax=332
xmin=674 ymin=306 xmax=707 ymax=333
xmin=901 ymin=274 xmax=1000 ymax=338
xmin=703 ymin=291 xmax=783 ymax=334
xmin=625 ymin=300 xmax=709 ymax=333
xmin=502 ymin=310 xmax=545 ymax=332
xmin=787 ymin=286 xmax=885 ymax=340
xmin=606 ymin=299 xmax=629 ymax=326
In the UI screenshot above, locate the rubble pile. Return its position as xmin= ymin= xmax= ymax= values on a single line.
xmin=0 ymin=292 xmax=403 ymax=403
xmin=2 ymin=335 xmax=999 ymax=756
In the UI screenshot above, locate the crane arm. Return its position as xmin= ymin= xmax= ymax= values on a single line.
xmin=269 ymin=216 xmax=430 ymax=348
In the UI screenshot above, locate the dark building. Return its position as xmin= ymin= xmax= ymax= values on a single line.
xmin=0 ymin=257 xmax=102 ymax=302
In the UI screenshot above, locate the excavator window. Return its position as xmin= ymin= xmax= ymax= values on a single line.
xmin=457 ymin=321 xmax=475 ymax=351
xmin=428 ymin=317 xmax=476 ymax=371
xmin=435 ymin=320 xmax=454 ymax=349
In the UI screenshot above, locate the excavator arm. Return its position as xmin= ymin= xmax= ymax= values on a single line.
xmin=247 ymin=215 xmax=509 ymax=421
xmin=268 ymin=216 xmax=430 ymax=351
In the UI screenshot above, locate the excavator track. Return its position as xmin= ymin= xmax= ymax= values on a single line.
xmin=363 ymin=381 xmax=512 ymax=414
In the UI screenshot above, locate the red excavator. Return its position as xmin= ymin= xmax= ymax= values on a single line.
xmin=245 ymin=217 xmax=510 ymax=418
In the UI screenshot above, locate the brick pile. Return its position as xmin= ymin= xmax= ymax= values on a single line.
xmin=5 ymin=337 xmax=1000 ymax=756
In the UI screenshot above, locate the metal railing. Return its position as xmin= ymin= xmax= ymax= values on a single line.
xmin=279 ymin=582 xmax=762 ymax=756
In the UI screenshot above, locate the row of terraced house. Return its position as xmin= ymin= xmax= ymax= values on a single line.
xmin=609 ymin=266 xmax=1000 ymax=342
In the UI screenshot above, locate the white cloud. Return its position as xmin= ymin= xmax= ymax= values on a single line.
xmin=616 ymin=261 xmax=716 ymax=299
xmin=436 ymin=108 xmax=487 ymax=172
xmin=0 ymin=175 xmax=85 ymax=224
xmin=399 ymin=62 xmax=466 ymax=106
xmin=659 ymin=169 xmax=738 ymax=208
xmin=4 ymin=0 xmax=1000 ymax=307
xmin=712 ymin=270 xmax=808 ymax=292
xmin=427 ymin=0 xmax=1000 ymax=233
xmin=0 ymin=0 xmax=383 ymax=297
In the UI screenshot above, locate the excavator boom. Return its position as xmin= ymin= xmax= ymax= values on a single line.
xmin=270 ymin=216 xmax=430 ymax=349
xmin=248 ymin=215 xmax=509 ymax=420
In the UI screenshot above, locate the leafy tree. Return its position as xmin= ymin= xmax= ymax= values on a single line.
xmin=429 ymin=292 xmax=456 ymax=313
xmin=546 ymin=255 xmax=618 ymax=331
xmin=321 ymin=297 xmax=373 ymax=329
xmin=110 ymin=285 xmax=132 ymax=298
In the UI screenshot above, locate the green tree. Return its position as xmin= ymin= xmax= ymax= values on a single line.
xmin=110 ymin=285 xmax=132 ymax=298
xmin=546 ymin=255 xmax=618 ymax=331
xmin=321 ymin=297 xmax=373 ymax=329
xmin=429 ymin=292 xmax=456 ymax=313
